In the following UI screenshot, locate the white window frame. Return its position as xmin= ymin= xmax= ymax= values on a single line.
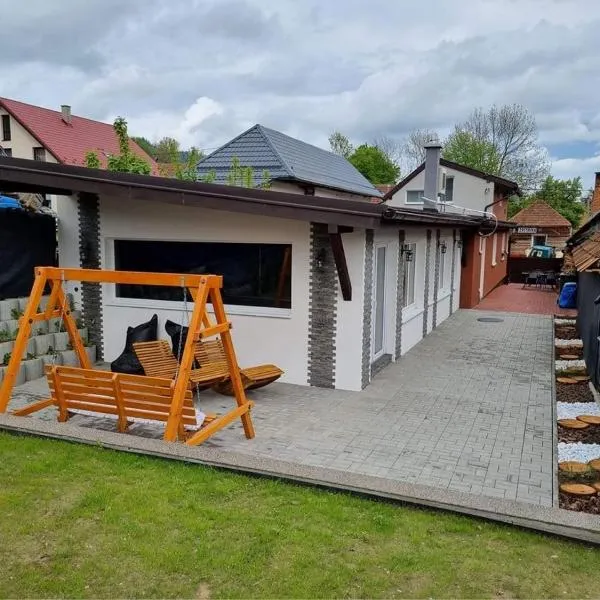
xmin=372 ymin=242 xmax=389 ymax=360
xmin=103 ymin=237 xmax=292 ymax=319
xmin=406 ymin=190 xmax=424 ymax=204
xmin=532 ymin=234 xmax=547 ymax=246
xmin=443 ymin=176 xmax=454 ymax=203
xmin=402 ymin=242 xmax=417 ymax=308
xmin=491 ymin=233 xmax=497 ymax=266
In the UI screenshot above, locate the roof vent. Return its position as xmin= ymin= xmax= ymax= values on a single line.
xmin=61 ymin=104 xmax=71 ymax=125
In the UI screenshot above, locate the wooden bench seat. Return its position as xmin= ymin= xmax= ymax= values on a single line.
xmin=45 ymin=365 xmax=200 ymax=439
xmin=133 ymin=340 xmax=229 ymax=389
xmin=194 ymin=339 xmax=283 ymax=395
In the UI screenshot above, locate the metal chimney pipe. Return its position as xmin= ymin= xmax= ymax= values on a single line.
xmin=423 ymin=142 xmax=442 ymax=206
xmin=61 ymin=104 xmax=71 ymax=125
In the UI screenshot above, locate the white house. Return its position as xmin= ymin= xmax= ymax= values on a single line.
xmin=0 ymin=156 xmax=494 ymax=391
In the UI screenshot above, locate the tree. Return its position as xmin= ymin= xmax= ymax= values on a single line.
xmin=348 ymin=144 xmax=400 ymax=184
xmin=373 ymin=135 xmax=402 ymax=167
xmin=225 ymin=157 xmax=270 ymax=189
xmin=85 ymin=117 xmax=151 ymax=175
xmin=154 ymin=137 xmax=181 ymax=164
xmin=328 ymin=131 xmax=354 ymax=158
xmin=400 ymin=128 xmax=440 ymax=172
xmin=454 ymin=104 xmax=550 ymax=191
xmin=443 ymin=130 xmax=502 ymax=174
xmin=131 ymin=136 xmax=156 ymax=159
xmin=508 ymin=175 xmax=585 ymax=227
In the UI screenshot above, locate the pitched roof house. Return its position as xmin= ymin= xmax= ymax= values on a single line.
xmin=509 ymin=200 xmax=572 ymax=256
xmin=197 ymin=124 xmax=382 ymax=200
xmin=383 ymin=147 xmax=519 ymax=308
xmin=0 ymin=97 xmax=157 ymax=172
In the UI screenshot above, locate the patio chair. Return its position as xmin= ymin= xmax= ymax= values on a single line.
xmin=133 ymin=340 xmax=230 ymax=390
xmin=194 ymin=338 xmax=283 ymax=395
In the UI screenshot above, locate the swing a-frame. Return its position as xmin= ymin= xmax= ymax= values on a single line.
xmin=0 ymin=267 xmax=255 ymax=446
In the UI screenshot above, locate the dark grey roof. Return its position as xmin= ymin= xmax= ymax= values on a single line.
xmin=197 ymin=124 xmax=382 ymax=198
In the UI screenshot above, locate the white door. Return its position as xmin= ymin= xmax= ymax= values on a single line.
xmin=373 ymin=245 xmax=387 ymax=358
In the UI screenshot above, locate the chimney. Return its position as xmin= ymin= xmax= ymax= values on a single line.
xmin=423 ymin=142 xmax=442 ymax=211
xmin=61 ymin=104 xmax=71 ymax=125
xmin=592 ymin=172 xmax=600 ymax=216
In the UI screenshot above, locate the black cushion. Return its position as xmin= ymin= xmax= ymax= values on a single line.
xmin=110 ymin=314 xmax=158 ymax=375
xmin=165 ymin=319 xmax=190 ymax=363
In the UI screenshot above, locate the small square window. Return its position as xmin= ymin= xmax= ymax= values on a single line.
xmin=1 ymin=147 xmax=11 ymax=157
xmin=33 ymin=147 xmax=46 ymax=161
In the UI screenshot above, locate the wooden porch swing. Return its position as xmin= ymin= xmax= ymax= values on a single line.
xmin=0 ymin=267 xmax=255 ymax=446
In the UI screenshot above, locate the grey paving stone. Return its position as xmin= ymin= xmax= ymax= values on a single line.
xmin=7 ymin=309 xmax=555 ymax=507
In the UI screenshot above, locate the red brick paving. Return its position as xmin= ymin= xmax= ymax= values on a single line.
xmin=474 ymin=283 xmax=577 ymax=316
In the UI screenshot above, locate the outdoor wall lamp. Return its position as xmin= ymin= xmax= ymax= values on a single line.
xmin=439 ymin=240 xmax=448 ymax=254
xmin=401 ymin=243 xmax=414 ymax=262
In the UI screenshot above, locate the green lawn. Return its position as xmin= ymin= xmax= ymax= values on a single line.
xmin=0 ymin=433 xmax=598 ymax=599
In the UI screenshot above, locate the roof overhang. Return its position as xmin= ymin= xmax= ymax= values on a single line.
xmin=0 ymin=157 xmax=384 ymax=229
xmin=0 ymin=157 xmax=494 ymax=232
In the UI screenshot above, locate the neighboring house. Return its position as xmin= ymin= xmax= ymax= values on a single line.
xmin=509 ymin=200 xmax=571 ymax=257
xmin=197 ymin=124 xmax=382 ymax=201
xmin=0 ymin=97 xmax=158 ymax=172
xmin=383 ymin=146 xmax=520 ymax=308
xmin=0 ymin=156 xmax=499 ymax=391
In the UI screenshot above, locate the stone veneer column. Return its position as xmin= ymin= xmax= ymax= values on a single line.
xmin=449 ymin=229 xmax=457 ymax=314
xmin=360 ymin=230 xmax=374 ymax=388
xmin=422 ymin=229 xmax=432 ymax=337
xmin=395 ymin=230 xmax=406 ymax=359
xmin=77 ymin=192 xmax=104 ymax=360
xmin=432 ymin=229 xmax=441 ymax=329
xmin=307 ymin=223 xmax=337 ymax=388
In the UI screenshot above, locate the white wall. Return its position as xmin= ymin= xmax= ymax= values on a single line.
xmin=0 ymin=109 xmax=58 ymax=163
xmin=334 ymin=230 xmax=367 ymax=391
xmin=97 ymin=198 xmax=311 ymax=386
xmin=269 ymin=181 xmax=374 ymax=202
xmin=56 ymin=195 xmax=82 ymax=306
xmin=387 ymin=166 xmax=495 ymax=215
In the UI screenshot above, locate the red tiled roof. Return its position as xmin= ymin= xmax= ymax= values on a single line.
xmin=509 ymin=200 xmax=572 ymax=228
xmin=0 ymin=97 xmax=158 ymax=173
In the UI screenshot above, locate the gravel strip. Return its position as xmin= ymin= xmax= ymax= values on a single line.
xmin=555 ymin=338 xmax=583 ymax=347
xmin=556 ymin=382 xmax=595 ymax=403
xmin=558 ymin=442 xmax=600 ymax=462
xmin=557 ymin=402 xmax=600 ymax=419
xmin=555 ymin=359 xmax=586 ymax=373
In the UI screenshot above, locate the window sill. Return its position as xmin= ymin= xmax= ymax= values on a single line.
xmin=402 ymin=305 xmax=423 ymax=324
xmin=103 ymin=296 xmax=292 ymax=319
xmin=492 ymin=261 xmax=497 ymax=267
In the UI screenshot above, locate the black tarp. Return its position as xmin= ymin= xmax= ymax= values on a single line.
xmin=0 ymin=208 xmax=56 ymax=300
xmin=576 ymin=272 xmax=600 ymax=389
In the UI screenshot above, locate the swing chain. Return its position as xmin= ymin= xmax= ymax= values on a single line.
xmin=51 ymin=271 xmax=68 ymax=366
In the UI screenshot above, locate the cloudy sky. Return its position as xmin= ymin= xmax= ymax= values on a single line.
xmin=2 ymin=0 xmax=599 ymax=188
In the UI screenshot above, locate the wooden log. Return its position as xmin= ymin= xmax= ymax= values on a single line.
xmin=558 ymin=418 xmax=590 ymax=429
xmin=559 ymin=461 xmax=590 ymax=473
xmin=556 ymin=377 xmax=578 ymax=384
xmin=592 ymin=482 xmax=600 ymax=493
xmin=589 ymin=458 xmax=600 ymax=472
xmin=559 ymin=354 xmax=580 ymax=360
xmin=576 ymin=415 xmax=600 ymax=425
xmin=559 ymin=483 xmax=597 ymax=496
xmin=572 ymin=375 xmax=591 ymax=382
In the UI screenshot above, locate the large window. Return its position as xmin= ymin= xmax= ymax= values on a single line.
xmin=1 ymin=115 xmax=10 ymax=141
xmin=402 ymin=243 xmax=416 ymax=307
xmin=114 ymin=240 xmax=292 ymax=309
xmin=444 ymin=176 xmax=454 ymax=202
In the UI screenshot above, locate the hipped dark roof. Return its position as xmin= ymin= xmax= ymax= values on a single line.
xmin=0 ymin=156 xmax=502 ymax=231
